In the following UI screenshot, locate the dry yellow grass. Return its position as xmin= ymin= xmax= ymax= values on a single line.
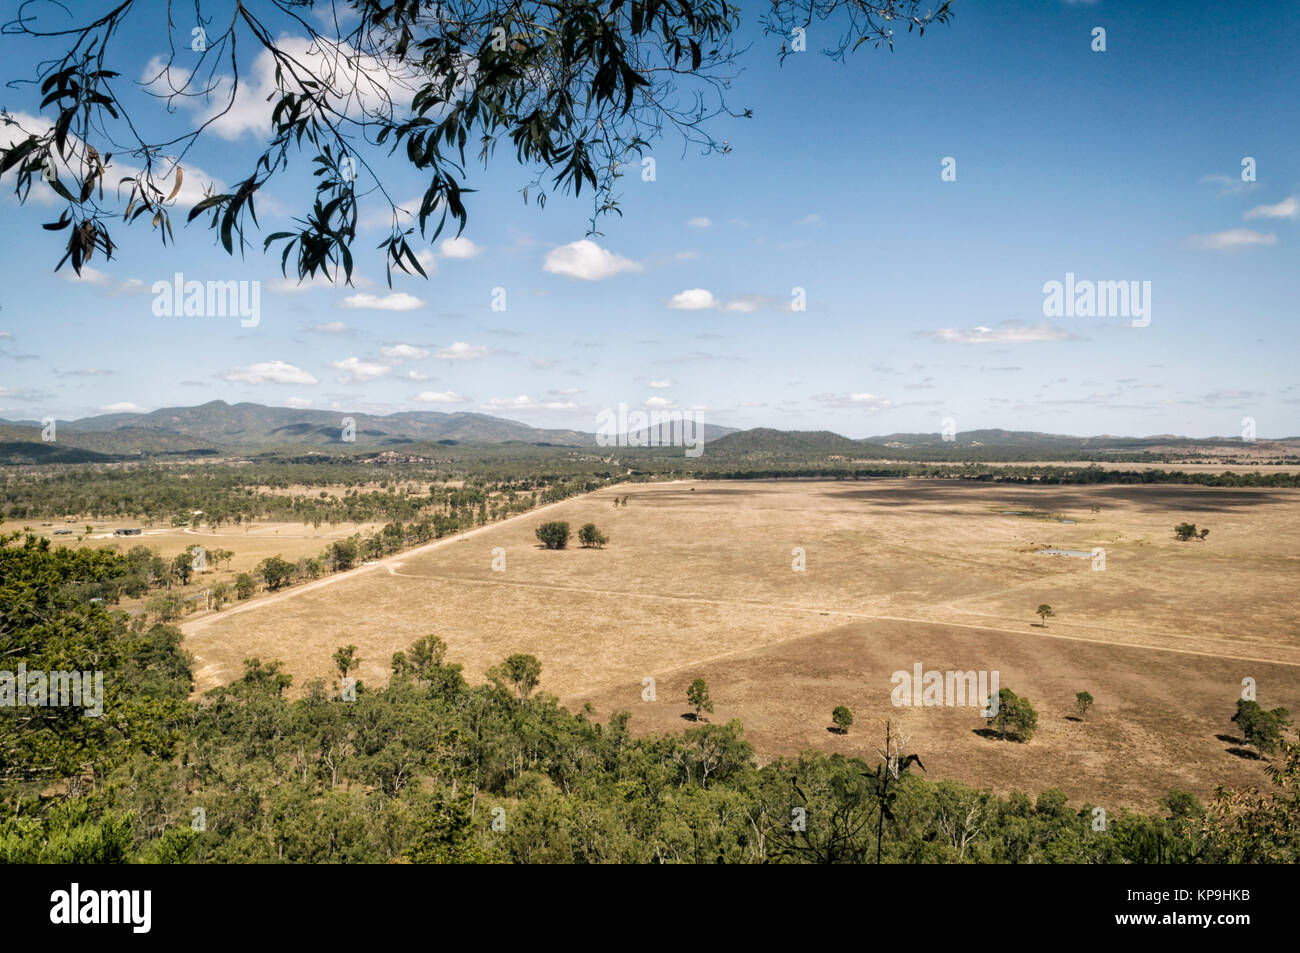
xmin=180 ymin=479 xmax=1300 ymax=809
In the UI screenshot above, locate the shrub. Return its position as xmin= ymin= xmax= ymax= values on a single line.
xmin=535 ymin=521 xmax=570 ymax=550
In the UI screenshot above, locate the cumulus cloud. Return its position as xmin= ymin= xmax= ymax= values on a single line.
xmin=543 ymin=240 xmax=642 ymax=280
xmin=668 ymin=288 xmax=717 ymax=310
xmin=339 ymin=292 xmax=425 ymax=311
xmin=439 ymin=236 xmax=480 ymax=258
xmin=142 ymin=39 xmax=418 ymax=142
xmin=329 ymin=356 xmax=390 ymax=383
xmin=0 ymin=111 xmax=222 ymax=209
xmin=222 ymin=361 xmax=319 ymax=385
xmin=380 ymin=343 xmax=429 ymax=360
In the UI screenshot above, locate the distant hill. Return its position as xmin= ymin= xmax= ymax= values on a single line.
xmin=50 ymin=400 xmax=592 ymax=448
xmin=707 ymin=428 xmax=871 ymax=456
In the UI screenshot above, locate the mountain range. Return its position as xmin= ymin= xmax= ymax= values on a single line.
xmin=0 ymin=401 xmax=1295 ymax=464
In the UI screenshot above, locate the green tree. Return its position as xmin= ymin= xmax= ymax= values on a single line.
xmin=535 ymin=521 xmax=570 ymax=550
xmin=257 ymin=555 xmax=295 ymax=591
xmin=234 ymin=573 xmax=255 ymax=600
xmin=831 ymin=706 xmax=854 ymax=734
xmin=1075 ymin=691 xmax=1094 ymax=721
xmin=1232 ymin=699 xmax=1293 ymax=758
xmin=1035 ymin=604 xmax=1055 ymax=626
xmin=1174 ymin=522 xmax=1199 ymax=541
xmin=577 ymin=523 xmax=608 ymax=548
xmin=487 ymin=654 xmax=542 ymax=701
xmin=333 ymin=645 xmax=361 ymax=680
xmin=687 ymin=678 xmax=714 ymax=721
xmin=330 ymin=538 xmax=359 ymax=572
xmin=987 ymin=688 xmax=1038 ymax=743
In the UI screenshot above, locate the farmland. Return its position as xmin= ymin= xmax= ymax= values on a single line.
xmin=182 ymin=478 xmax=1300 ymax=810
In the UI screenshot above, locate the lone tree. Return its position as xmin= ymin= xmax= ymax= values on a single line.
xmin=488 ymin=653 xmax=542 ymax=701
xmin=0 ymin=1 xmax=953 ymax=280
xmin=333 ymin=644 xmax=360 ymax=680
xmin=686 ymin=678 xmax=714 ymax=721
xmin=1231 ymin=699 xmax=1293 ymax=759
xmin=1036 ymin=604 xmax=1055 ymax=626
xmin=987 ymin=687 xmax=1038 ymax=743
xmin=1075 ymin=691 xmax=1094 ymax=721
xmin=578 ymin=523 xmax=608 ymax=548
xmin=831 ymin=705 xmax=854 ymax=735
xmin=535 ymin=521 xmax=570 ymax=550
xmin=1174 ymin=522 xmax=1209 ymax=541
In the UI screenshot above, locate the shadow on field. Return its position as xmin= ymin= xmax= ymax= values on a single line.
xmin=819 ymin=482 xmax=1295 ymax=514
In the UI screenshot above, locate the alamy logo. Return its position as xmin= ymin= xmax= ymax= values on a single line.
xmin=595 ymin=403 xmax=705 ymax=458
xmin=151 ymin=272 xmax=260 ymax=327
xmin=50 ymin=883 xmax=151 ymax=933
xmin=1042 ymin=272 xmax=1150 ymax=327
xmin=0 ymin=664 xmax=103 ymax=717
xmin=891 ymin=664 xmax=1000 ymax=715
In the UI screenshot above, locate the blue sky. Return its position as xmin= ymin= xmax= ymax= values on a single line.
xmin=1 ymin=0 xmax=1297 ymax=438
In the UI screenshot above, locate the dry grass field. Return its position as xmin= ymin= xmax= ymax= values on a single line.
xmin=180 ymin=479 xmax=1300 ymax=810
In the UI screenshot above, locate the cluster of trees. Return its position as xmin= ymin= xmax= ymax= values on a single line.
xmin=2 ymin=534 xmax=1297 ymax=864
xmin=1175 ymin=522 xmax=1211 ymax=541
xmin=535 ymin=521 xmax=610 ymax=551
xmin=0 ymin=461 xmax=619 ymax=529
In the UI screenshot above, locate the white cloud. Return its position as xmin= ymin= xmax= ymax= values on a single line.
xmin=796 ymin=213 xmax=822 ymax=225
xmin=481 ymin=395 xmax=579 ymax=412
xmin=435 ymin=341 xmax=490 ymax=360
xmin=720 ymin=295 xmax=765 ymax=313
xmin=0 ymin=332 xmax=11 ymax=341
xmin=645 ymin=396 xmax=673 ymax=408
xmin=668 ymin=288 xmax=717 ymax=310
xmin=339 ymin=292 xmax=425 ymax=311
xmin=414 ymin=248 xmax=439 ymax=275
xmin=271 ymin=271 xmax=375 ymax=294
xmin=223 ymin=361 xmax=318 ymax=385
xmin=543 ymin=240 xmax=643 ymax=280
xmin=329 ymin=356 xmax=389 ymax=383
xmin=0 ymin=111 xmax=222 ymax=209
xmin=308 ymin=321 xmax=353 ymax=334
xmin=439 ymin=236 xmax=481 ymax=258
xmin=687 ymin=217 xmax=712 ymax=228
xmin=99 ymin=402 xmax=146 ymax=413
xmin=146 ymin=39 xmax=419 ymax=143
xmin=647 ymin=379 xmax=673 ymax=388
xmin=931 ymin=323 xmax=1075 ymax=344
xmin=415 ymin=390 xmax=464 ymax=404
xmin=380 ymin=343 xmax=429 ymax=360
xmin=1191 ymin=229 xmax=1277 ymax=250
xmin=406 ymin=371 xmax=431 ymax=381
xmin=284 ymin=397 xmax=317 ymax=409
xmin=1243 ymin=196 xmax=1298 ymax=221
